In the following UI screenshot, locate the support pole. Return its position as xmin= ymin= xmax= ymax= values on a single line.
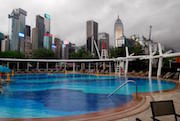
xmin=27 ymin=62 xmax=29 ymax=72
xmin=46 ymin=62 xmax=48 ymax=72
xmin=149 ymin=44 xmax=153 ymax=79
xmin=157 ymin=43 xmax=163 ymax=78
xmin=125 ymin=47 xmax=129 ymax=77
xmin=17 ymin=62 xmax=19 ymax=71
xmin=7 ymin=62 xmax=9 ymax=68
xmin=65 ymin=63 xmax=67 ymax=72
xmin=56 ymin=63 xmax=58 ymax=72
xmin=157 ymin=57 xmax=163 ymax=78
xmin=109 ymin=62 xmax=111 ymax=74
xmin=73 ymin=62 xmax=75 ymax=73
xmin=96 ymin=62 xmax=98 ymax=72
xmin=88 ymin=63 xmax=91 ymax=73
xmin=37 ymin=62 xmax=39 ymax=72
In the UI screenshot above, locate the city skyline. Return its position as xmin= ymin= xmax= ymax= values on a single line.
xmin=0 ymin=0 xmax=180 ymax=50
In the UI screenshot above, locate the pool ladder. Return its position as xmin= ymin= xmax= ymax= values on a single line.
xmin=108 ymin=80 xmax=138 ymax=99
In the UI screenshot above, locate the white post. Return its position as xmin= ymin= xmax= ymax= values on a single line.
xmin=56 ymin=63 xmax=58 ymax=72
xmin=65 ymin=63 xmax=67 ymax=72
xmin=96 ymin=62 xmax=98 ymax=71
xmin=73 ymin=62 xmax=75 ymax=73
xmin=27 ymin=62 xmax=29 ymax=72
xmin=7 ymin=62 xmax=9 ymax=68
xmin=149 ymin=44 xmax=153 ymax=79
xmin=157 ymin=43 xmax=163 ymax=78
xmin=37 ymin=62 xmax=39 ymax=72
xmin=109 ymin=62 xmax=111 ymax=74
xmin=125 ymin=47 xmax=129 ymax=76
xmin=17 ymin=62 xmax=19 ymax=71
xmin=88 ymin=63 xmax=91 ymax=73
xmin=119 ymin=61 xmax=121 ymax=75
xmin=46 ymin=62 xmax=48 ymax=72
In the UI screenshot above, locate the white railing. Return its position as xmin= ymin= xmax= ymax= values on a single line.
xmin=108 ymin=80 xmax=138 ymax=99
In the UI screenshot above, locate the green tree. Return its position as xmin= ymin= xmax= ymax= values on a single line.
xmin=32 ymin=48 xmax=55 ymax=59
xmin=0 ymin=51 xmax=24 ymax=58
xmin=69 ymin=48 xmax=93 ymax=59
xmin=109 ymin=46 xmax=126 ymax=58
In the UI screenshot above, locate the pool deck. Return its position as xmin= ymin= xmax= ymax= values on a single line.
xmin=0 ymin=73 xmax=180 ymax=121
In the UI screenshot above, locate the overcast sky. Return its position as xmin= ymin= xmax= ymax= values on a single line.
xmin=0 ymin=0 xmax=180 ymax=50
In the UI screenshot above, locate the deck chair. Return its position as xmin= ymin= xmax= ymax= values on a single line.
xmin=150 ymin=100 xmax=180 ymax=121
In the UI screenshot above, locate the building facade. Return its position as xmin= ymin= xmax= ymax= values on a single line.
xmin=32 ymin=27 xmax=38 ymax=50
xmin=36 ymin=15 xmax=45 ymax=48
xmin=25 ymin=25 xmax=31 ymax=37
xmin=62 ymin=40 xmax=69 ymax=59
xmin=114 ymin=16 xmax=124 ymax=47
xmin=1 ymin=36 xmax=9 ymax=52
xmin=8 ymin=8 xmax=27 ymax=52
xmin=43 ymin=33 xmax=52 ymax=50
xmin=24 ymin=36 xmax=32 ymax=58
xmin=86 ymin=20 xmax=98 ymax=57
xmin=44 ymin=14 xmax=50 ymax=33
xmin=54 ymin=37 xmax=63 ymax=59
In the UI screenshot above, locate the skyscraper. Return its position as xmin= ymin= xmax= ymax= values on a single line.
xmin=54 ymin=37 xmax=63 ymax=59
xmin=24 ymin=25 xmax=32 ymax=58
xmin=43 ymin=33 xmax=52 ymax=50
xmin=44 ymin=14 xmax=50 ymax=33
xmin=32 ymin=27 xmax=38 ymax=50
xmin=25 ymin=25 xmax=31 ymax=37
xmin=114 ymin=16 xmax=124 ymax=47
xmin=86 ymin=20 xmax=98 ymax=57
xmin=8 ymin=8 xmax=27 ymax=52
xmin=36 ymin=15 xmax=45 ymax=48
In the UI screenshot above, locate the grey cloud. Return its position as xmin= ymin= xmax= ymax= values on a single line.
xmin=0 ymin=0 xmax=180 ymax=50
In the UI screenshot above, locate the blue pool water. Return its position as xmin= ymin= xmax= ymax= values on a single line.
xmin=0 ymin=73 xmax=176 ymax=118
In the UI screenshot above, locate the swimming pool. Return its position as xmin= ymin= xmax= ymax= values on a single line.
xmin=0 ymin=73 xmax=176 ymax=118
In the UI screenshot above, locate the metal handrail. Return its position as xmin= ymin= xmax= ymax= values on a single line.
xmin=108 ymin=80 xmax=138 ymax=99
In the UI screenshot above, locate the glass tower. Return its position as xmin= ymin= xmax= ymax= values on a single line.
xmin=36 ymin=15 xmax=45 ymax=48
xmin=8 ymin=8 xmax=27 ymax=52
xmin=114 ymin=16 xmax=124 ymax=47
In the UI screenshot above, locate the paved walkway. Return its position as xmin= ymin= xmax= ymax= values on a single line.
xmin=118 ymin=89 xmax=180 ymax=121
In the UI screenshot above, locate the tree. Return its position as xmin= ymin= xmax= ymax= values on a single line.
xmin=0 ymin=51 xmax=24 ymax=58
xmin=32 ymin=48 xmax=55 ymax=59
xmin=69 ymin=48 xmax=93 ymax=59
xmin=109 ymin=46 xmax=126 ymax=58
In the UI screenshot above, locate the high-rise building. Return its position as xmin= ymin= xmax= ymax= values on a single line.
xmin=24 ymin=36 xmax=32 ymax=58
xmin=32 ymin=27 xmax=38 ymax=50
xmin=98 ymin=32 xmax=109 ymax=53
xmin=44 ymin=14 xmax=50 ymax=33
xmin=24 ymin=25 xmax=32 ymax=58
xmin=25 ymin=25 xmax=31 ymax=37
xmin=114 ymin=16 xmax=124 ymax=47
xmin=36 ymin=15 xmax=45 ymax=48
xmin=43 ymin=33 xmax=52 ymax=50
xmin=8 ymin=8 xmax=27 ymax=52
xmin=1 ymin=36 xmax=9 ymax=52
xmin=62 ymin=40 xmax=69 ymax=59
xmin=69 ymin=42 xmax=76 ymax=54
xmin=86 ymin=20 xmax=98 ymax=57
xmin=0 ymin=32 xmax=4 ymax=51
xmin=54 ymin=37 xmax=63 ymax=59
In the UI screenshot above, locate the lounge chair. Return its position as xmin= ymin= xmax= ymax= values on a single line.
xmin=136 ymin=100 xmax=180 ymax=121
xmin=150 ymin=100 xmax=180 ymax=121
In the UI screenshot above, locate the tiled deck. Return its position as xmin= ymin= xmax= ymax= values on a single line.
xmin=119 ymin=89 xmax=180 ymax=121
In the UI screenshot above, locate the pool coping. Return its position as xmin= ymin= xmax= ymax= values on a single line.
xmin=0 ymin=73 xmax=179 ymax=121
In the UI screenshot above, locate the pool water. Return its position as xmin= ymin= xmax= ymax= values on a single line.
xmin=0 ymin=74 xmax=176 ymax=118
